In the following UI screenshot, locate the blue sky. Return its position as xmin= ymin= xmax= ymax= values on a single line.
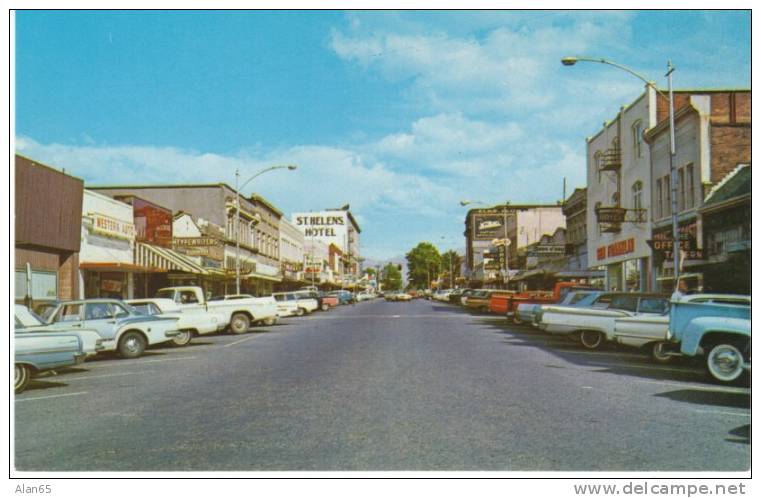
xmin=15 ymin=10 xmax=751 ymax=261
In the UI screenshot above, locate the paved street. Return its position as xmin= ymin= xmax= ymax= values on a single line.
xmin=15 ymin=299 xmax=749 ymax=472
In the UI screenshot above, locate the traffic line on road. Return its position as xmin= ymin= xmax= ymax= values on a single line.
xmin=634 ymin=379 xmax=751 ymax=395
xmin=689 ymin=408 xmax=750 ymax=418
xmin=59 ymin=371 xmax=153 ymax=382
xmin=222 ymin=336 xmax=258 ymax=348
xmin=16 ymin=391 xmax=89 ymax=402
xmin=84 ymin=356 xmax=199 ymax=369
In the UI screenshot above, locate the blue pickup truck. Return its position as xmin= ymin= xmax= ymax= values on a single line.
xmin=668 ymin=294 xmax=751 ymax=383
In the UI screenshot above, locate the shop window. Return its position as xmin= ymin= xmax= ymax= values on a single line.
xmin=678 ymin=167 xmax=685 ymax=212
xmin=15 ymin=269 xmax=58 ymax=301
xmin=664 ymin=175 xmax=671 ymax=216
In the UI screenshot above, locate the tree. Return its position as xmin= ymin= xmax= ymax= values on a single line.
xmin=440 ymin=250 xmax=462 ymax=287
xmin=381 ymin=263 xmax=402 ymax=292
xmin=405 ymin=242 xmax=441 ymax=290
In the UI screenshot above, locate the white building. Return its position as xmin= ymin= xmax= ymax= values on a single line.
xmin=279 ymin=218 xmax=305 ymax=283
xmin=291 ymin=207 xmax=361 ymax=277
xmin=79 ymin=190 xmax=136 ymax=299
xmin=586 ymin=86 xmax=657 ymax=292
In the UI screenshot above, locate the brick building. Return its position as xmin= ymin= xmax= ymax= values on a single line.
xmin=645 ymin=90 xmax=751 ymax=292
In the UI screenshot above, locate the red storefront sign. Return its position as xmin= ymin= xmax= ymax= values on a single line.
xmin=596 ymin=238 xmax=635 ymax=260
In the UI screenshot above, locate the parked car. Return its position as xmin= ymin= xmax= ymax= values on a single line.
xmin=356 ymin=291 xmax=375 ymax=302
xmin=273 ymin=292 xmax=318 ymax=316
xmin=458 ymin=289 xmax=479 ymax=306
xmin=463 ymin=290 xmax=495 ymax=312
xmin=127 ymin=298 xmax=226 ymax=346
xmin=535 ymin=293 xmax=670 ymax=349
xmin=496 ymin=282 xmax=598 ymax=323
xmin=15 ymin=331 xmax=87 ymax=393
xmin=386 ymin=292 xmax=412 ymax=302
xmin=319 ymin=292 xmax=339 ymax=308
xmin=294 ymin=289 xmax=331 ymax=311
xmin=155 ymin=286 xmax=279 ymax=333
xmin=665 ymin=294 xmax=751 ymax=382
xmin=15 ymin=304 xmax=104 ymax=357
xmin=516 ymin=290 xmax=603 ymax=325
xmin=432 ymin=289 xmax=453 ymax=302
xmin=272 ymin=292 xmax=300 ymax=317
xmin=329 ymin=290 xmax=356 ymax=305
xmin=44 ymin=299 xmax=181 ymax=359
xmin=447 ymin=288 xmax=467 ymax=304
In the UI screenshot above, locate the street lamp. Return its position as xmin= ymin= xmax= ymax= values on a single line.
xmin=561 ymin=56 xmax=679 ymax=290
xmin=440 ymin=235 xmax=457 ymax=289
xmin=234 ymin=164 xmax=298 ymax=294
xmin=460 ymin=200 xmax=511 ymax=288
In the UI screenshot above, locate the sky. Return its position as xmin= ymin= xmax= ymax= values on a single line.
xmin=14 ymin=10 xmax=751 ymax=261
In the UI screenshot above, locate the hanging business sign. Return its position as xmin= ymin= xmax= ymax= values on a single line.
xmin=174 ymin=237 xmax=225 ymax=261
xmin=648 ymin=222 xmax=704 ymax=262
xmin=473 ymin=211 xmax=514 ymax=240
xmin=595 ymin=207 xmax=627 ymax=224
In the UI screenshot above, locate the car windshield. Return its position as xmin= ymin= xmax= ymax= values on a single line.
xmin=15 ymin=305 xmax=45 ymax=327
xmin=155 ymin=290 xmax=174 ymax=300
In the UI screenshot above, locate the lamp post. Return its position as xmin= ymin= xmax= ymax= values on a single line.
xmin=561 ymin=56 xmax=680 ymax=290
xmin=234 ymin=164 xmax=297 ymax=294
xmin=460 ymin=200 xmax=510 ymax=288
xmin=440 ymin=235 xmax=457 ymax=289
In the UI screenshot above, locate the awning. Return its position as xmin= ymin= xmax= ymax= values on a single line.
xmin=555 ymin=270 xmax=606 ymax=279
xmin=80 ymin=262 xmax=165 ymax=273
xmin=246 ymin=272 xmax=283 ymax=283
xmin=656 ymin=272 xmax=703 ymax=282
xmin=135 ymin=242 xmax=211 ymax=275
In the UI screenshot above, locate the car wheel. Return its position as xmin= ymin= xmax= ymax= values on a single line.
xmin=512 ymin=316 xmax=524 ymax=325
xmin=118 ymin=331 xmax=147 ymax=359
xmin=295 ymin=308 xmax=306 ymax=317
xmin=229 ymin=313 xmax=251 ymax=334
xmin=706 ymin=343 xmax=745 ymax=383
xmin=172 ymin=330 xmax=193 ymax=347
xmin=651 ymin=342 xmax=672 ymax=364
xmin=321 ymin=303 xmax=329 ymax=311
xmin=580 ymin=330 xmax=603 ymax=350
xmin=15 ymin=364 xmax=31 ymax=394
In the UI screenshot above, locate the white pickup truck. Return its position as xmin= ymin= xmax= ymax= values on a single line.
xmin=154 ymin=286 xmax=279 ymax=334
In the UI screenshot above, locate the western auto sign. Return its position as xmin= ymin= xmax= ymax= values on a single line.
xmin=596 ymin=238 xmax=635 ymax=260
xmin=89 ymin=213 xmax=135 ymax=240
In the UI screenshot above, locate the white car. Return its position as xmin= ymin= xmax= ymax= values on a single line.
xmin=356 ymin=292 xmax=375 ymax=302
xmin=273 ymin=292 xmax=318 ymax=316
xmin=127 ymin=298 xmax=226 ymax=346
xmin=44 ymin=299 xmax=181 ymax=359
xmin=15 ymin=304 xmax=104 ymax=358
xmin=536 ymin=293 xmax=670 ymax=350
xmin=613 ymin=294 xmax=751 ymax=362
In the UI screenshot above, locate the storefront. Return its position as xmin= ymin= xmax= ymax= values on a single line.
xmin=592 ymin=237 xmax=651 ymax=292
xmin=650 ymin=220 xmax=704 ymax=294
xmin=79 ymin=190 xmax=141 ymax=299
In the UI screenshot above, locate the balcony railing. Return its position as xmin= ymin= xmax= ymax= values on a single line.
xmin=599 ymin=146 xmax=621 ymax=172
